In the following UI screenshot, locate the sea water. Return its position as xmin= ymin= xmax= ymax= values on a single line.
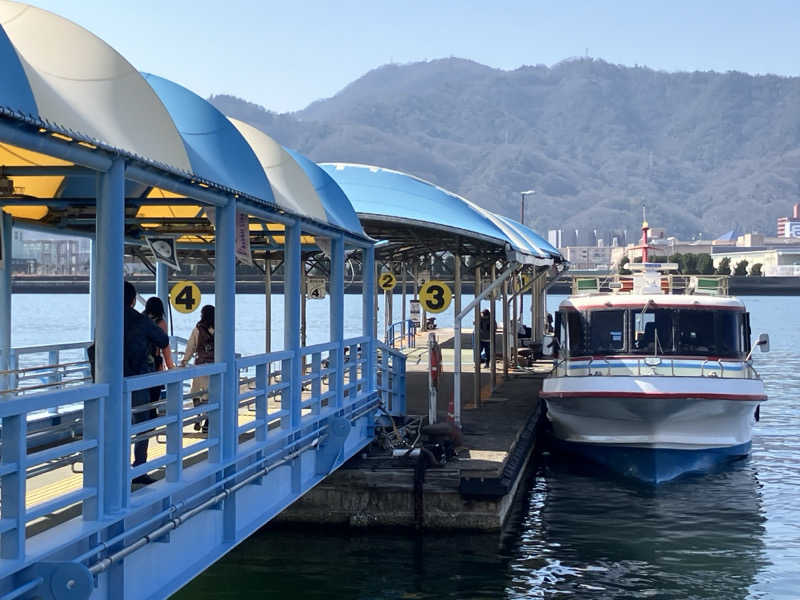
xmin=10 ymin=294 xmax=799 ymax=599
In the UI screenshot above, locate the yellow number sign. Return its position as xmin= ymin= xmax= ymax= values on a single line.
xmin=170 ymin=281 xmax=201 ymax=314
xmin=378 ymin=272 xmax=397 ymax=291
xmin=418 ymin=280 xmax=452 ymax=313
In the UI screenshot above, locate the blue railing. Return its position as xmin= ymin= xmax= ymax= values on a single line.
xmin=0 ymin=336 xmax=401 ymax=599
xmin=386 ymin=319 xmax=416 ymax=349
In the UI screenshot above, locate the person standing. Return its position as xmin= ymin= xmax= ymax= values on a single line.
xmin=124 ymin=282 xmax=169 ymax=485
xmin=180 ymin=305 xmax=215 ymax=432
xmin=144 ymin=297 xmax=174 ymax=442
xmin=478 ymin=309 xmax=496 ymax=368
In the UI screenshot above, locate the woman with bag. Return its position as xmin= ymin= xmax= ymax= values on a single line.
xmin=180 ymin=305 xmax=215 ymax=433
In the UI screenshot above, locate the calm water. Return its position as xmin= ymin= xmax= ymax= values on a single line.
xmin=11 ymin=294 xmax=800 ymax=599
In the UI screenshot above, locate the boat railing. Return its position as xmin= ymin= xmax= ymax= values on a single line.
xmin=559 ymin=356 xmax=758 ymax=379
xmin=571 ymin=274 xmax=730 ymax=296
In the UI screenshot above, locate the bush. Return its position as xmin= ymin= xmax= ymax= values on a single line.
xmin=716 ymin=257 xmax=731 ymax=275
xmin=733 ymin=260 xmax=749 ymax=276
xmin=750 ymin=263 xmax=763 ymax=277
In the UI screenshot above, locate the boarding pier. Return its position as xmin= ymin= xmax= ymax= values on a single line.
xmin=0 ymin=4 xmax=563 ymax=598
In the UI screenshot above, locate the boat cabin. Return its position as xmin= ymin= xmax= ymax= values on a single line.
xmin=555 ymin=295 xmax=752 ymax=360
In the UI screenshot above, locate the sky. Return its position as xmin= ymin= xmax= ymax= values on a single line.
xmin=18 ymin=0 xmax=800 ymax=113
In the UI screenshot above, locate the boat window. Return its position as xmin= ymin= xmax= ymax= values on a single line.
xmin=676 ymin=310 xmax=715 ymax=355
xmin=631 ymin=309 xmax=674 ymax=354
xmin=714 ymin=311 xmax=743 ymax=358
xmin=589 ymin=310 xmax=625 ymax=354
xmin=565 ymin=311 xmax=587 ymax=356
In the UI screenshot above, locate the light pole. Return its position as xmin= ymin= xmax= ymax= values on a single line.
xmin=520 ymin=190 xmax=535 ymax=225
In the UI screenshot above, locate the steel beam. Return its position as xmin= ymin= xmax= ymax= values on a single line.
xmin=0 ymin=211 xmax=12 ymax=391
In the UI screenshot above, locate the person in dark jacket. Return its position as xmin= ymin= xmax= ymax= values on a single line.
xmin=478 ymin=309 xmax=496 ymax=368
xmin=124 ymin=281 xmax=169 ymax=485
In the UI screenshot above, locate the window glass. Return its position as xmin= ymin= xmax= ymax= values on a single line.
xmin=589 ymin=310 xmax=625 ymax=354
xmin=714 ymin=311 xmax=742 ymax=358
xmin=676 ymin=310 xmax=716 ymax=355
xmin=631 ymin=308 xmax=674 ymax=354
xmin=565 ymin=311 xmax=587 ymax=356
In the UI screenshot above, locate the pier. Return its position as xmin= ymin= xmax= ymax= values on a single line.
xmin=0 ymin=3 xmax=562 ymax=599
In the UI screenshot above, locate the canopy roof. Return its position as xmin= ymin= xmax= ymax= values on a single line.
xmin=321 ymin=163 xmax=561 ymax=264
xmin=0 ymin=1 xmax=365 ymax=248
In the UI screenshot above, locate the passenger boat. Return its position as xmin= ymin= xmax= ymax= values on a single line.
xmin=540 ymin=262 xmax=769 ymax=483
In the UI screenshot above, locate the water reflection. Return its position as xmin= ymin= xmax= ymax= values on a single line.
xmin=508 ymin=456 xmax=769 ymax=599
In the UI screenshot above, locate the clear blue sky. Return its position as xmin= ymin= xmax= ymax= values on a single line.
xmin=23 ymin=0 xmax=800 ymax=113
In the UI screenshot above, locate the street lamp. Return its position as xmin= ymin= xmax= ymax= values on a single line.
xmin=520 ymin=190 xmax=535 ymax=225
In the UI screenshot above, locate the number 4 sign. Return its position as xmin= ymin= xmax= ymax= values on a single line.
xmin=170 ymin=281 xmax=201 ymax=314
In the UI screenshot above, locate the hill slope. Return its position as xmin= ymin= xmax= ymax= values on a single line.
xmin=210 ymin=58 xmax=800 ymax=240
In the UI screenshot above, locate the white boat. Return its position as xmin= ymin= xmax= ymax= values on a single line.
xmin=541 ymin=262 xmax=769 ymax=483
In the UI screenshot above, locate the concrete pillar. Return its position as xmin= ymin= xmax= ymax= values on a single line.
xmin=94 ymin=158 xmax=125 ymax=515
xmin=0 ymin=211 xmax=12 ymax=392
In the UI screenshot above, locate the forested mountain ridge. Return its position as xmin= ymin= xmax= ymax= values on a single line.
xmin=210 ymin=57 xmax=800 ymax=240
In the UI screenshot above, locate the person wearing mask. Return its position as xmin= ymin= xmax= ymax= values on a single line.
xmin=180 ymin=305 xmax=215 ymax=433
xmin=124 ymin=282 xmax=169 ymax=485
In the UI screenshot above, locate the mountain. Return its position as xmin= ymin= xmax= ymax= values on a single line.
xmin=210 ymin=58 xmax=800 ymax=240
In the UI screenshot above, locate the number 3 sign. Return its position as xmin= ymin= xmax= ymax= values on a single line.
xmin=170 ymin=281 xmax=201 ymax=314
xmin=418 ymin=280 xmax=452 ymax=313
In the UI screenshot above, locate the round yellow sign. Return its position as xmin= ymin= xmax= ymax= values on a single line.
xmin=418 ymin=280 xmax=452 ymax=313
xmin=170 ymin=281 xmax=201 ymax=314
xmin=378 ymin=272 xmax=397 ymax=291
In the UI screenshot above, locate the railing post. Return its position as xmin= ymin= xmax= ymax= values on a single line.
xmin=330 ymin=236 xmax=345 ymax=409
xmin=0 ymin=210 xmax=11 ymax=393
xmin=95 ymin=159 xmax=125 ymax=516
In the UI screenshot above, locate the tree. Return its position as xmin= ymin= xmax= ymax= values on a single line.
xmin=618 ymin=256 xmax=631 ymax=275
xmin=716 ymin=257 xmax=731 ymax=275
xmin=668 ymin=253 xmax=683 ymax=272
xmin=696 ymin=253 xmax=715 ymax=274
xmin=750 ymin=263 xmax=763 ymax=277
xmin=683 ymin=253 xmax=698 ymax=274
xmin=733 ymin=260 xmax=749 ymax=276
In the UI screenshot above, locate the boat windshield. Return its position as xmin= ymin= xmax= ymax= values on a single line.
xmin=559 ymin=307 xmax=748 ymax=358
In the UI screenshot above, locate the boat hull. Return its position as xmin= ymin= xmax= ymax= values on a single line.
xmin=541 ymin=375 xmax=763 ymax=483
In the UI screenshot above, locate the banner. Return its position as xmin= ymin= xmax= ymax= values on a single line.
xmin=235 ymin=210 xmax=253 ymax=265
xmin=145 ymin=236 xmax=180 ymax=271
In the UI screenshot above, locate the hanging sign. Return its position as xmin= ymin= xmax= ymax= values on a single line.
xmin=410 ymin=299 xmax=421 ymax=328
xmin=307 ymin=278 xmax=326 ymax=299
xmin=235 ymin=210 xmax=253 ymax=265
xmin=170 ymin=280 xmax=201 ymax=314
xmin=378 ymin=272 xmax=397 ymax=291
xmin=145 ymin=236 xmax=180 ymax=271
xmin=419 ymin=280 xmax=452 ymax=313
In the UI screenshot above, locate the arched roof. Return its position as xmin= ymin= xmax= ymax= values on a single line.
xmin=0 ymin=1 xmax=364 ymax=241
xmin=320 ymin=163 xmax=561 ymax=262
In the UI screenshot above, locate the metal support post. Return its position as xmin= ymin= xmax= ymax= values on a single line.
xmin=401 ymin=263 xmax=407 ymax=341
xmin=473 ymin=268 xmax=481 ymax=409
xmin=454 ymin=253 xmax=461 ymax=327
xmin=330 ymin=236 xmax=344 ymax=408
xmin=285 ymin=222 xmax=302 ymax=430
xmin=489 ymin=264 xmax=497 ymax=391
xmin=502 ymin=279 xmax=509 ymax=380
xmin=215 ymin=198 xmax=237 ymax=541
xmin=155 ymin=262 xmax=169 ymax=331
xmin=363 ymin=245 xmax=376 ymax=392
xmin=264 ymin=258 xmax=271 ymax=353
xmin=0 ymin=211 xmax=11 ymax=392
xmin=95 ymin=159 xmax=125 ymax=516
xmin=89 ymin=237 xmax=97 ymax=335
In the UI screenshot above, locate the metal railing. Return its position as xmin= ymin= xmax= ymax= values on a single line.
xmin=376 ymin=341 xmax=407 ymax=416
xmin=386 ymin=319 xmax=416 ymax=349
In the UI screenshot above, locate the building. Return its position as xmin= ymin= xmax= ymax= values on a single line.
xmin=12 ymin=229 xmax=91 ymax=275
xmin=777 ymin=203 xmax=800 ymax=238
xmin=562 ymin=245 xmax=612 ymax=270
